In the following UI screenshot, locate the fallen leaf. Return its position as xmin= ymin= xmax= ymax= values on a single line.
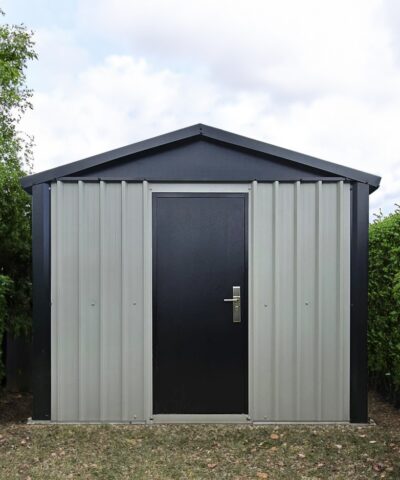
xmin=270 ymin=433 xmax=279 ymax=440
xmin=256 ymin=473 xmax=268 ymax=479
xmin=373 ymin=463 xmax=386 ymax=472
xmin=369 ymin=440 xmax=377 ymax=444
xmin=298 ymin=453 xmax=306 ymax=458
xmin=335 ymin=444 xmax=342 ymax=449
xmin=207 ymin=463 xmax=217 ymax=469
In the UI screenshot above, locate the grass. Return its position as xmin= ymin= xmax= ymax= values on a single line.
xmin=0 ymin=392 xmax=399 ymax=479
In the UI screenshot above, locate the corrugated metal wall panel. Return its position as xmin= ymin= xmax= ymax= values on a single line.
xmin=100 ymin=182 xmax=123 ymax=420
xmin=253 ymin=181 xmax=350 ymax=421
xmin=276 ymin=183 xmax=297 ymax=419
xmin=122 ymin=182 xmax=144 ymax=421
xmin=50 ymin=185 xmax=57 ymax=419
xmin=51 ymin=181 xmax=144 ymax=422
xmin=57 ymin=182 xmax=79 ymax=420
xmin=252 ymin=182 xmax=274 ymax=421
xmin=78 ymin=181 xmax=100 ymax=421
xmin=52 ymin=180 xmax=350 ymax=422
xmin=298 ymin=183 xmax=318 ymax=419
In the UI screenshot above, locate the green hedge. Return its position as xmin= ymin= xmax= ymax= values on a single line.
xmin=368 ymin=206 xmax=400 ymax=405
xmin=0 ymin=274 xmax=13 ymax=381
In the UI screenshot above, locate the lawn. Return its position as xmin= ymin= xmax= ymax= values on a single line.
xmin=0 ymin=393 xmax=399 ymax=479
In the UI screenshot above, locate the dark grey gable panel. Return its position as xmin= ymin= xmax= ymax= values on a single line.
xmin=71 ymin=138 xmax=337 ymax=182
xmin=21 ymin=124 xmax=381 ymax=192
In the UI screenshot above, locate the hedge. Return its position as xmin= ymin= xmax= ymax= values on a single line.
xmin=368 ymin=205 xmax=400 ymax=406
xmin=0 ymin=274 xmax=13 ymax=381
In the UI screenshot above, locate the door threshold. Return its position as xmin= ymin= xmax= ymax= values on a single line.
xmin=151 ymin=414 xmax=249 ymax=424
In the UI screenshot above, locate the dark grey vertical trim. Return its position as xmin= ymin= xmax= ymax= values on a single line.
xmin=350 ymin=182 xmax=369 ymax=423
xmin=32 ymin=183 xmax=51 ymax=420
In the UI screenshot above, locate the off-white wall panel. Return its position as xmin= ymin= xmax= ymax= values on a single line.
xmin=100 ymin=182 xmax=123 ymax=420
xmin=79 ymin=182 xmax=100 ymax=421
xmin=298 ymin=183 xmax=318 ymax=419
xmin=276 ymin=183 xmax=296 ymax=419
xmin=55 ymin=182 xmax=79 ymax=421
xmin=51 ymin=181 xmax=144 ymax=422
xmin=52 ymin=180 xmax=350 ymax=422
xmin=122 ymin=182 xmax=144 ymax=421
xmin=253 ymin=181 xmax=350 ymax=421
xmin=252 ymin=183 xmax=274 ymax=421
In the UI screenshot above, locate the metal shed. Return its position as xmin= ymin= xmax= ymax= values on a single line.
xmin=22 ymin=124 xmax=381 ymax=424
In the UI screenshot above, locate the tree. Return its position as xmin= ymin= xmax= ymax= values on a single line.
xmin=0 ymin=9 xmax=37 ymax=380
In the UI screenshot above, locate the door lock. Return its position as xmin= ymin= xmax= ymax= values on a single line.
xmin=224 ymin=286 xmax=241 ymax=323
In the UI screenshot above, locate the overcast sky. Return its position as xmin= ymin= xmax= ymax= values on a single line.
xmin=4 ymin=0 xmax=400 ymax=217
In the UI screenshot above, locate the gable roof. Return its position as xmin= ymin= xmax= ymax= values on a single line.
xmin=21 ymin=123 xmax=381 ymax=193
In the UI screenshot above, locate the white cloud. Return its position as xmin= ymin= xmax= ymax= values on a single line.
xmin=18 ymin=0 xmax=400 ymax=217
xmin=77 ymin=0 xmax=398 ymax=98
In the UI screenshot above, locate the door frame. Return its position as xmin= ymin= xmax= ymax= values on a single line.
xmin=143 ymin=182 xmax=255 ymax=424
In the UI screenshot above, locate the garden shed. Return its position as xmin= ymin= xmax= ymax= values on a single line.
xmin=21 ymin=124 xmax=381 ymax=424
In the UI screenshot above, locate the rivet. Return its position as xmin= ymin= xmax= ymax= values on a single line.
xmin=305 ymin=301 xmax=309 ymax=306
xmin=264 ymin=304 xmax=268 ymax=307
xmin=132 ymin=302 xmax=137 ymax=306
xmin=91 ymin=303 xmax=95 ymax=306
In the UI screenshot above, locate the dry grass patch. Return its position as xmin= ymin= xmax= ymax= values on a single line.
xmin=0 ymin=392 xmax=399 ymax=479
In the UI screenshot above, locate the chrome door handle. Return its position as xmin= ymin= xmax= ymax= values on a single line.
xmin=224 ymin=286 xmax=241 ymax=323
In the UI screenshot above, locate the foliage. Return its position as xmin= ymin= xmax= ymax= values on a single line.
xmin=369 ymin=205 xmax=400 ymax=405
xmin=0 ymin=275 xmax=13 ymax=380
xmin=0 ymin=10 xmax=37 ymax=382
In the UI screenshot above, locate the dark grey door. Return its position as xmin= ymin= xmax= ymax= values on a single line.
xmin=152 ymin=193 xmax=248 ymax=414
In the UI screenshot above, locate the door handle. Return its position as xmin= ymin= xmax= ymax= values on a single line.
xmin=224 ymin=286 xmax=241 ymax=323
